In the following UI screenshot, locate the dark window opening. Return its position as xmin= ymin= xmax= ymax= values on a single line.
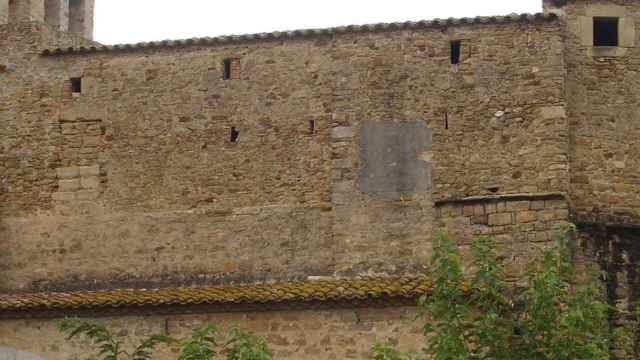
xmin=230 ymin=127 xmax=239 ymax=143
xmin=70 ymin=77 xmax=82 ymax=94
xmin=450 ymin=40 xmax=461 ymax=65
xmin=223 ymin=59 xmax=232 ymax=80
xmin=594 ymin=17 xmax=619 ymax=47
xmin=309 ymin=120 xmax=315 ymax=134
xmin=9 ymin=0 xmax=17 ymax=21
xmin=444 ymin=111 xmax=449 ymax=130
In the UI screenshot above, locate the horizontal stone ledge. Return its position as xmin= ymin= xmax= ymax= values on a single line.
xmin=435 ymin=192 xmax=566 ymax=206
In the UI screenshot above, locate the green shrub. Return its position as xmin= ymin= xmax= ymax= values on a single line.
xmin=373 ymin=225 xmax=628 ymax=360
xmin=58 ymin=318 xmax=272 ymax=360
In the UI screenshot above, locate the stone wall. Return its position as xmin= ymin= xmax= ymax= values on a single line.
xmin=0 ymin=307 xmax=423 ymax=360
xmin=437 ymin=194 xmax=570 ymax=279
xmin=0 ymin=19 xmax=566 ymax=292
xmin=564 ymin=0 xmax=640 ymax=224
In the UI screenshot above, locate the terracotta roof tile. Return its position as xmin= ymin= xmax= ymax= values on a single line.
xmin=0 ymin=277 xmax=430 ymax=313
xmin=41 ymin=13 xmax=558 ymax=56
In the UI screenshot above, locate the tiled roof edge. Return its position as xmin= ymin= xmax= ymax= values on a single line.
xmin=41 ymin=12 xmax=558 ymax=56
xmin=0 ymin=277 xmax=431 ymax=316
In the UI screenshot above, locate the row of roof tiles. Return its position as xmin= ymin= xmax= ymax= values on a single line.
xmin=0 ymin=277 xmax=431 ymax=315
xmin=42 ymin=13 xmax=558 ymax=55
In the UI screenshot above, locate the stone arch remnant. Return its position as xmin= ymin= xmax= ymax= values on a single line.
xmin=0 ymin=347 xmax=46 ymax=360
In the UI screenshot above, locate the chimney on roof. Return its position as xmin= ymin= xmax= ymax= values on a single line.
xmin=0 ymin=0 xmax=94 ymax=40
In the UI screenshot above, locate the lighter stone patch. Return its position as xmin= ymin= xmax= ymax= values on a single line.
xmin=56 ymin=166 xmax=79 ymax=179
xmin=539 ymin=106 xmax=566 ymax=119
xmin=79 ymin=165 xmax=100 ymax=177
xmin=331 ymin=126 xmax=355 ymax=139
xmin=0 ymin=347 xmax=46 ymax=360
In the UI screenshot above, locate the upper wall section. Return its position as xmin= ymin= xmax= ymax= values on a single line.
xmin=0 ymin=17 xmax=568 ymax=292
xmin=559 ymin=0 xmax=640 ymax=224
xmin=0 ymin=0 xmax=94 ymax=40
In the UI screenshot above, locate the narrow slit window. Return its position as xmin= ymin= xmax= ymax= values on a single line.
xmin=450 ymin=40 xmax=461 ymax=65
xmin=444 ymin=111 xmax=449 ymax=130
xmin=223 ymin=59 xmax=232 ymax=80
xmin=594 ymin=17 xmax=619 ymax=47
xmin=9 ymin=0 xmax=17 ymax=21
xmin=230 ymin=127 xmax=239 ymax=143
xmin=309 ymin=120 xmax=316 ymax=134
xmin=70 ymin=77 xmax=82 ymax=94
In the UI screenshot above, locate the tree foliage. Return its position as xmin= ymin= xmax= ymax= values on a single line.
xmin=372 ymin=225 xmax=626 ymax=360
xmin=58 ymin=319 xmax=272 ymax=360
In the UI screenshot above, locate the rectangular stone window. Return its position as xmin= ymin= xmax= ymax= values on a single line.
xmin=230 ymin=126 xmax=239 ymax=143
xmin=594 ymin=17 xmax=619 ymax=47
xmin=8 ymin=0 xmax=17 ymax=22
xmin=450 ymin=40 xmax=461 ymax=64
xmin=70 ymin=77 xmax=82 ymax=95
xmin=223 ymin=59 xmax=232 ymax=80
xmin=222 ymin=58 xmax=241 ymax=80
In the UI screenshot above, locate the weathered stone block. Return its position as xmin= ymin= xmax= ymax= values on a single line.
xmin=528 ymin=231 xmax=549 ymax=243
xmin=80 ymin=176 xmax=100 ymax=189
xmin=488 ymin=213 xmax=513 ymax=226
xmin=463 ymin=205 xmax=474 ymax=216
xmin=331 ymin=159 xmax=352 ymax=169
xmin=58 ymin=179 xmax=80 ymax=192
xmin=531 ymin=201 xmax=545 ymax=210
xmin=52 ymin=192 xmax=76 ymax=201
xmin=79 ymin=165 xmax=100 ymax=177
xmin=83 ymin=136 xmax=101 ymax=147
xmin=333 ymin=181 xmax=355 ymax=193
xmin=545 ymin=199 xmax=568 ymax=209
xmin=516 ymin=211 xmax=538 ymax=223
xmin=485 ymin=203 xmax=497 ymax=214
xmin=56 ymin=166 xmax=79 ymax=179
xmin=331 ymin=126 xmax=355 ymax=139
xmin=539 ymin=209 xmax=570 ymax=221
xmin=76 ymin=190 xmax=99 ymax=200
xmin=539 ymin=106 xmax=566 ymax=119
xmin=506 ymin=201 xmax=530 ymax=212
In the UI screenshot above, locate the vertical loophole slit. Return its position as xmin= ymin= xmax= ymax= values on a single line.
xmin=230 ymin=127 xmax=239 ymax=143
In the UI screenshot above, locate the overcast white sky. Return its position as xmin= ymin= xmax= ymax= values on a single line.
xmin=94 ymin=0 xmax=542 ymax=44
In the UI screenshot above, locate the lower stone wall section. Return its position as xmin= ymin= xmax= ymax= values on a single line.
xmin=0 ymin=307 xmax=422 ymax=360
xmin=437 ymin=193 xmax=570 ymax=279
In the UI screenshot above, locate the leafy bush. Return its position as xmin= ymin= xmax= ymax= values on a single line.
xmin=372 ymin=225 xmax=627 ymax=360
xmin=58 ymin=318 xmax=272 ymax=360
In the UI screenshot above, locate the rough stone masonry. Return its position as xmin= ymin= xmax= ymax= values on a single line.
xmin=0 ymin=0 xmax=639 ymax=359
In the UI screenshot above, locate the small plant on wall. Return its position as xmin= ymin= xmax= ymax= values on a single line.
xmin=372 ymin=226 xmax=638 ymax=360
xmin=57 ymin=318 xmax=272 ymax=360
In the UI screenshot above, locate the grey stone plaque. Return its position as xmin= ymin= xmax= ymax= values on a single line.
xmin=358 ymin=120 xmax=432 ymax=197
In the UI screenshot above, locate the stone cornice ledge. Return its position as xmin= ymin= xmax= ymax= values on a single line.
xmin=435 ymin=192 xmax=566 ymax=206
